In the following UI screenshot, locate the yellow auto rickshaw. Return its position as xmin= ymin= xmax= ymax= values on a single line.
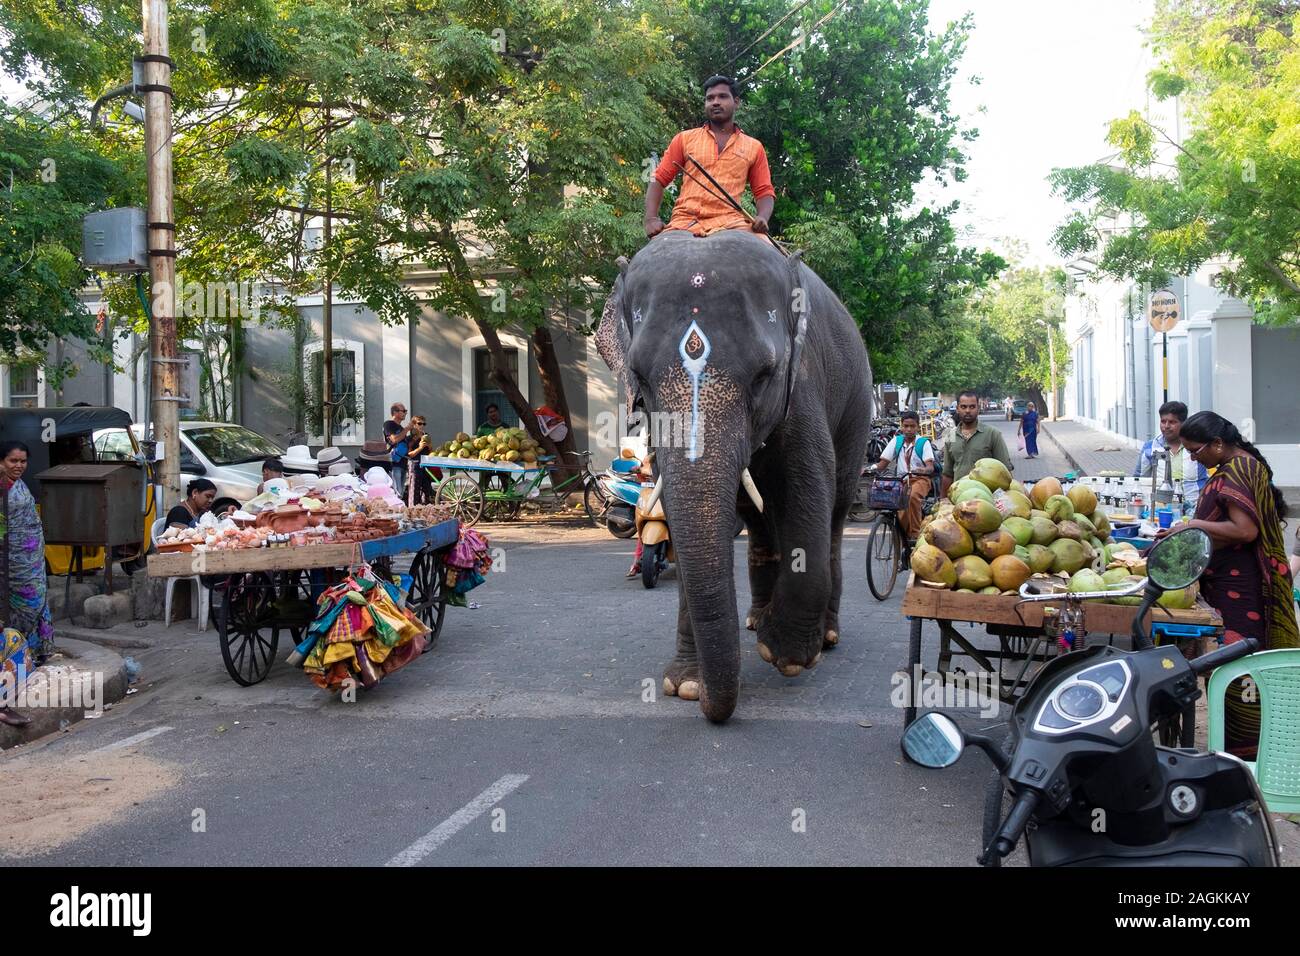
xmin=0 ymin=406 xmax=156 ymax=577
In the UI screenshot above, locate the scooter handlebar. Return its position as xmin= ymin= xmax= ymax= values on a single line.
xmin=1189 ymin=638 xmax=1261 ymax=677
xmin=979 ymin=789 xmax=1041 ymax=865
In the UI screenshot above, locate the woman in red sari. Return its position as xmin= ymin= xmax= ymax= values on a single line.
xmin=1158 ymin=412 xmax=1299 ymax=757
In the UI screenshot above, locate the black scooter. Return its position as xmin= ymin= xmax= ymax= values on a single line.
xmin=902 ymin=526 xmax=1279 ymax=867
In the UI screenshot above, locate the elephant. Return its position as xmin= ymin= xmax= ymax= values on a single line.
xmin=595 ymin=229 xmax=872 ymax=722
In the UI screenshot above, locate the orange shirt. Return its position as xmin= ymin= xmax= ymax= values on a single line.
xmin=653 ymin=124 xmax=775 ymax=236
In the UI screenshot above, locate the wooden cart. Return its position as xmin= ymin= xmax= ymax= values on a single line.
xmin=148 ymin=520 xmax=459 ymax=686
xmin=898 ymin=574 xmax=1224 ymax=735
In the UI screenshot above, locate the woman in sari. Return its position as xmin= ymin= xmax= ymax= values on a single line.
xmin=1 ymin=440 xmax=53 ymax=728
xmin=1158 ymin=412 xmax=1299 ymax=757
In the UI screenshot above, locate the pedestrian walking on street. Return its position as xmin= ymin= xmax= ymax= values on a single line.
xmin=1018 ymin=401 xmax=1040 ymax=459
xmin=1156 ymin=411 xmax=1298 ymax=758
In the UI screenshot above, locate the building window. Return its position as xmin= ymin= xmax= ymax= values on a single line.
xmin=461 ymin=334 xmax=528 ymax=435
xmin=4 ymin=363 xmax=41 ymax=408
xmin=303 ymin=339 xmax=365 ymax=444
xmin=473 ymin=347 xmax=519 ymax=429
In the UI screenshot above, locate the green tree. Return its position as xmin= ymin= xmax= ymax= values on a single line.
xmin=3 ymin=0 xmax=686 ymax=467
xmin=0 ymin=105 xmax=134 ymax=384
xmin=675 ymin=0 xmax=1005 ymax=385
xmin=1051 ymin=0 xmax=1300 ymax=324
xmin=968 ymin=264 xmax=1070 ymax=411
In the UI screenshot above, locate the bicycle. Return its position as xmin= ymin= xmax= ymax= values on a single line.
xmin=432 ymin=449 xmax=611 ymax=527
xmin=864 ymin=470 xmax=938 ymax=600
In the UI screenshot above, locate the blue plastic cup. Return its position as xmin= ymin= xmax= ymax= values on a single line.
xmin=1156 ymin=509 xmax=1174 ymax=529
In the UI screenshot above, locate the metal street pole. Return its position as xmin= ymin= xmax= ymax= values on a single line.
xmin=142 ymin=0 xmax=180 ymax=501
xmin=321 ymin=107 xmax=333 ymax=448
xmin=1047 ymin=325 xmax=1057 ymax=421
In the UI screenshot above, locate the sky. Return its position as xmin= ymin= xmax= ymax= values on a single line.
xmin=3 ymin=0 xmax=1156 ymax=266
xmin=923 ymin=0 xmax=1156 ymax=265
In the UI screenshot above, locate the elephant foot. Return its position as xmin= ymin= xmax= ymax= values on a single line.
xmin=823 ymin=611 xmax=841 ymax=649
xmin=745 ymin=603 xmax=771 ymax=631
xmin=663 ymin=658 xmax=701 ymax=701
xmin=757 ymin=609 xmax=824 ymax=677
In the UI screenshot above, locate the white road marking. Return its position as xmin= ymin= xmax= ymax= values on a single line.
xmin=385 ymin=773 xmax=529 ymax=866
xmin=88 ymin=725 xmax=174 ymax=755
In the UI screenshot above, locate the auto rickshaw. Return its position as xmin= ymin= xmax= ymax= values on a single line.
xmin=0 ymin=406 xmax=156 ymax=577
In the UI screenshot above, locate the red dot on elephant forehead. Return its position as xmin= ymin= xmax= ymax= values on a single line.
xmin=692 ymin=307 xmax=699 ymax=313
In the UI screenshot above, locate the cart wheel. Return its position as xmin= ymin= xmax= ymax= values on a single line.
xmin=407 ymin=548 xmax=448 ymax=652
xmin=904 ymin=616 xmax=923 ymax=727
xmin=436 ymin=474 xmax=484 ymax=526
xmin=583 ymin=477 xmax=611 ymax=528
xmin=866 ymin=517 xmax=901 ymax=601
xmin=484 ymin=495 xmax=522 ymax=522
xmin=217 ymin=572 xmax=282 ymax=686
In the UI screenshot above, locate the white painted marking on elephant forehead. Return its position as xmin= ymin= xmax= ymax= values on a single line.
xmin=767 ymin=309 xmax=777 ymax=323
xmin=632 ymin=307 xmax=642 ymax=324
xmin=678 ymin=321 xmax=711 ymax=461
xmin=385 ymin=773 xmax=529 ymax=866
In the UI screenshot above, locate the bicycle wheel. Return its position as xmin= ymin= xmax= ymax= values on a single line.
xmin=436 ymin=474 xmax=484 ymax=526
xmin=583 ymin=476 xmax=611 ymax=527
xmin=866 ymin=516 xmax=901 ymax=600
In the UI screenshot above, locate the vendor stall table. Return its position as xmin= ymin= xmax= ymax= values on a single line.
xmin=899 ymin=573 xmax=1223 ymax=744
xmin=148 ymin=519 xmax=459 ymax=686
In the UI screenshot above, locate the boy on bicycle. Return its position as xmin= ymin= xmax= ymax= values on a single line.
xmin=869 ymin=409 xmax=935 ymax=540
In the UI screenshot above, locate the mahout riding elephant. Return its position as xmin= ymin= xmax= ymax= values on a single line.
xmin=596 ymin=230 xmax=872 ymax=722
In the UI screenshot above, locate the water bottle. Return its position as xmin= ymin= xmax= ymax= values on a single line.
xmin=1133 ymin=492 xmax=1146 ymax=520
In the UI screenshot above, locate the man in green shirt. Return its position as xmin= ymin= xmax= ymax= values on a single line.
xmin=941 ymin=389 xmax=1014 ymax=495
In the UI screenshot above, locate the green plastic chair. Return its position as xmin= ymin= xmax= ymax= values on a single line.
xmin=1207 ymin=648 xmax=1300 ymax=814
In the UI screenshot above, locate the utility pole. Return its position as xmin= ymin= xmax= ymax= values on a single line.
xmin=321 ymin=106 xmax=333 ymax=448
xmin=142 ymin=0 xmax=180 ymax=500
xmin=1047 ymin=325 xmax=1057 ymax=421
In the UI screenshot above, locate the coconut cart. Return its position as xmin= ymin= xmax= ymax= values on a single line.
xmin=422 ymin=453 xmax=609 ymax=527
xmin=147 ymin=520 xmax=459 ymax=686
xmin=898 ymin=575 xmax=1224 ymax=744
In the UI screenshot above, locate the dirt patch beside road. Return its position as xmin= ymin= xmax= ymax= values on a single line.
xmin=0 ymin=751 xmax=180 ymax=858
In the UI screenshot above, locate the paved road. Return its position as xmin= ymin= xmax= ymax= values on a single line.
xmin=10 ymin=522 xmax=1007 ymax=867
xmin=984 ymin=415 xmax=1074 ymax=483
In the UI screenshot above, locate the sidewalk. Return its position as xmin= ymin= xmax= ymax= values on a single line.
xmin=0 ymin=639 xmax=130 ymax=750
xmin=1040 ymin=419 xmax=1137 ymax=477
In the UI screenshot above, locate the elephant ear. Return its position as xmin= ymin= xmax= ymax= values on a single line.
xmin=594 ymin=257 xmax=638 ymax=420
xmin=783 ymin=250 xmax=809 ymax=419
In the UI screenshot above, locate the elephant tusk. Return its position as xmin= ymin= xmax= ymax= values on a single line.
xmin=643 ymin=474 xmax=665 ymax=512
xmin=741 ymin=468 xmax=764 ymax=513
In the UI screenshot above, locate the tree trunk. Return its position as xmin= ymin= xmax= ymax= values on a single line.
xmin=530 ymin=323 xmax=578 ymax=477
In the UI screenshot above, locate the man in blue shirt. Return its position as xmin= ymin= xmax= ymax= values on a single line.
xmin=1135 ymin=401 xmax=1209 ymax=509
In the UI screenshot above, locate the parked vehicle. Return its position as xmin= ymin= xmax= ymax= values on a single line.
xmin=599 ymin=463 xmax=642 ymax=540
xmin=1 ymin=406 xmax=156 ymax=577
xmin=124 ymin=421 xmax=285 ymax=503
xmin=635 ymin=477 xmax=673 ymax=589
xmin=1006 ymin=399 xmax=1030 ymax=420
xmin=901 ymin=527 xmax=1279 ymax=867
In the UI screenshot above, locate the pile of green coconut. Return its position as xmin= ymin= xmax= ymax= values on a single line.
xmin=910 ymin=458 xmax=1197 ymax=608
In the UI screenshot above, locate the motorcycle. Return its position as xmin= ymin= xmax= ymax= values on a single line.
xmin=599 ymin=463 xmax=642 ymax=540
xmin=635 ymin=476 xmax=673 ymax=589
xmin=901 ymin=526 xmax=1279 ymax=867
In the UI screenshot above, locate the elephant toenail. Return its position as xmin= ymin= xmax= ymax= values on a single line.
xmin=756 ymin=642 xmax=774 ymax=663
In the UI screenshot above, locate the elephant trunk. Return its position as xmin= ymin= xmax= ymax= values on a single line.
xmin=662 ymin=444 xmax=746 ymax=723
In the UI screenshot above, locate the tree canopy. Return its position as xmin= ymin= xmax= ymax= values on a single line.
xmin=1050 ymin=0 xmax=1300 ymax=324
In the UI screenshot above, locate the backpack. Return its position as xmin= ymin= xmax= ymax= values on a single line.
xmin=892 ymin=435 xmax=937 ymax=475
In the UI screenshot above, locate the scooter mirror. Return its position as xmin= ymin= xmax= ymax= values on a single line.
xmin=901 ymin=713 xmax=966 ymax=768
xmin=1146 ymin=526 xmax=1213 ymax=592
